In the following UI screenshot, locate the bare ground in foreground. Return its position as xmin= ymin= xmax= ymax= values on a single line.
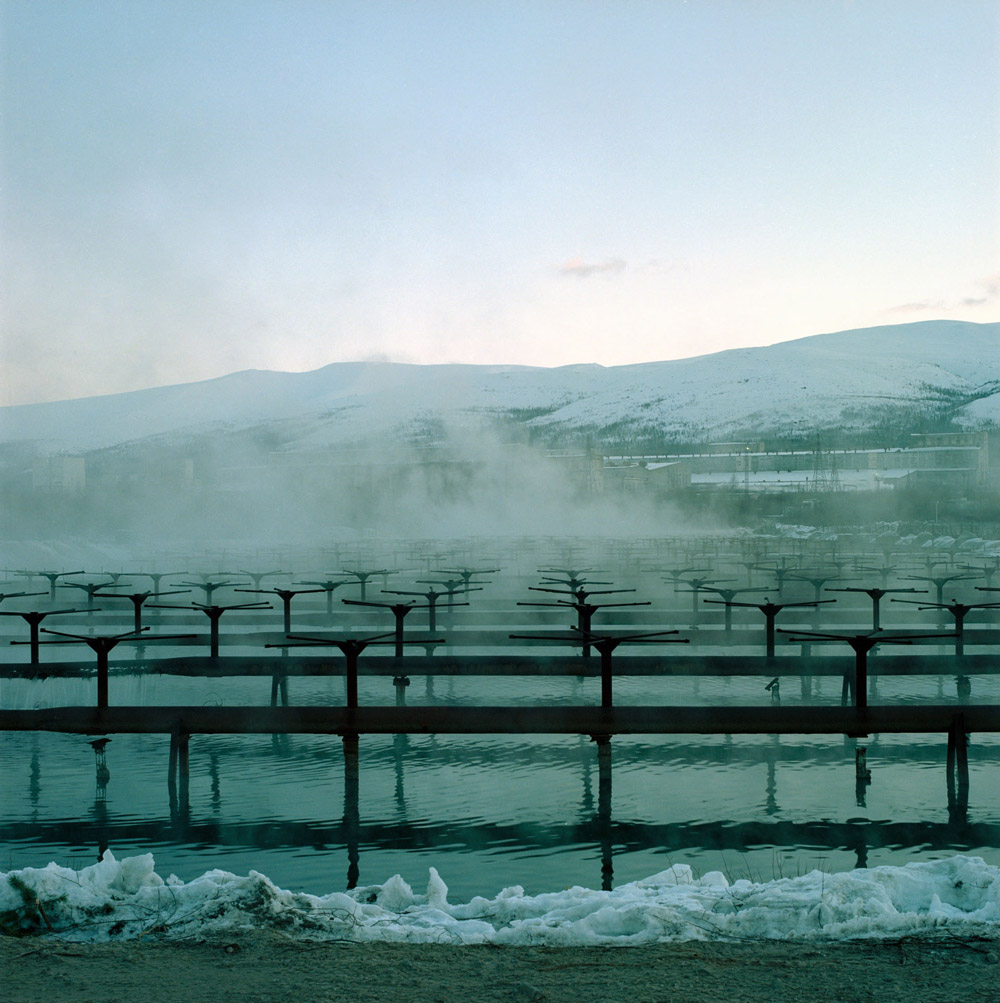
xmin=4 ymin=933 xmax=1000 ymax=1003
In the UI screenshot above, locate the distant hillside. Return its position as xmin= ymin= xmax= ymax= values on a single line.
xmin=1 ymin=320 xmax=997 ymax=455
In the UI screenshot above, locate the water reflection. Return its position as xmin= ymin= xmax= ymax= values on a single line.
xmin=594 ymin=735 xmax=612 ymax=891
xmin=393 ymin=733 xmax=408 ymax=816
xmin=947 ymin=721 xmax=970 ymax=825
xmin=29 ymin=746 xmax=40 ymax=808
xmin=209 ymin=752 xmax=221 ymax=813
xmin=765 ymin=750 xmax=778 ymax=815
xmin=8 ymin=806 xmax=998 ymax=885
xmin=2 ymin=729 xmax=996 ymax=895
xmin=343 ymin=735 xmax=360 ymax=889
xmin=89 ymin=738 xmax=111 ymax=861
xmin=167 ymin=733 xmax=190 ymax=822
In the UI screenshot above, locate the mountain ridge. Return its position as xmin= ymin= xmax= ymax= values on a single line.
xmin=2 ymin=319 xmax=997 ymax=455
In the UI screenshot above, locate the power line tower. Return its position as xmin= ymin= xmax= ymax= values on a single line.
xmin=811 ymin=432 xmax=827 ymax=491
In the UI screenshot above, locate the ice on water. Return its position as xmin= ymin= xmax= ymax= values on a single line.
xmin=3 ymin=852 xmax=1000 ymax=944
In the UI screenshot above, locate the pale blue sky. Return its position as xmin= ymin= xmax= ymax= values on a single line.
xmin=2 ymin=1 xmax=998 ymax=404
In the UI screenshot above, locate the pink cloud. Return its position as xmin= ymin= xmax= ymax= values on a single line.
xmin=558 ymin=257 xmax=627 ymax=278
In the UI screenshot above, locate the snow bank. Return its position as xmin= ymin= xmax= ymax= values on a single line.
xmin=3 ymin=853 xmax=1000 ymax=944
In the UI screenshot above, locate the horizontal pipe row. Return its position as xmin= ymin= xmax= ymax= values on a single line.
xmin=3 ymin=703 xmax=998 ymax=736
xmin=4 ymin=652 xmax=998 ymax=678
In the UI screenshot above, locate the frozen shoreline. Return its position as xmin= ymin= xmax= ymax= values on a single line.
xmin=4 ymin=852 xmax=1000 ymax=945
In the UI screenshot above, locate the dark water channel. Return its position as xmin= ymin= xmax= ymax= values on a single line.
xmin=3 ymin=673 xmax=999 ymax=899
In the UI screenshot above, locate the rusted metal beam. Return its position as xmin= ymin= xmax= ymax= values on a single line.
xmin=3 ymin=653 xmax=998 ymax=679
xmin=2 ymin=704 xmax=998 ymax=736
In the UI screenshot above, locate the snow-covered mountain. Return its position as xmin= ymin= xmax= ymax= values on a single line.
xmin=2 ymin=320 xmax=997 ymax=455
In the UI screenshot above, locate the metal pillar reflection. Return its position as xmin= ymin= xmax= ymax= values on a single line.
xmin=343 ymin=734 xmax=360 ymax=890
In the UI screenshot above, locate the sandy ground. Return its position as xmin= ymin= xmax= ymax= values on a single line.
xmin=4 ymin=933 xmax=1000 ymax=1003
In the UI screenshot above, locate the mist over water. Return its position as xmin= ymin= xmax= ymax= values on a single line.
xmin=2 ymin=382 xmax=999 ymax=931
xmin=3 ymin=500 xmax=1000 ymax=904
xmin=2 ymin=415 xmax=720 ymax=548
xmin=3 ymin=0 xmax=998 ymax=940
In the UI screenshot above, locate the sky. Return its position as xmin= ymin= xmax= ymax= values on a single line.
xmin=1 ymin=1 xmax=998 ymax=406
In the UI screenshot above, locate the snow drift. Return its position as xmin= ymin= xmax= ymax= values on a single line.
xmin=3 ymin=853 xmax=999 ymax=944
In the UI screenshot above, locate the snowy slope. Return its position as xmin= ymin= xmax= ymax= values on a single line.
xmin=1 ymin=320 xmax=997 ymax=454
xmin=528 ymin=320 xmax=1000 ymax=437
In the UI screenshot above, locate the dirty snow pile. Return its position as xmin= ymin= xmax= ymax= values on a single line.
xmin=3 ymin=852 xmax=1000 ymax=944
